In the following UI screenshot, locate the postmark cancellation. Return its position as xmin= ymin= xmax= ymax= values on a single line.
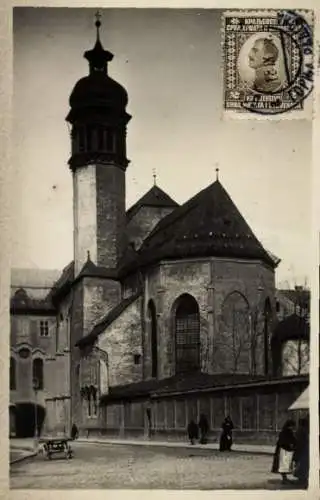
xmin=222 ymin=10 xmax=314 ymax=119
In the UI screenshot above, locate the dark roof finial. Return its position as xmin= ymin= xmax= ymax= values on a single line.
xmin=95 ymin=10 xmax=102 ymax=40
xmin=152 ymin=168 xmax=157 ymax=186
xmin=215 ymin=167 xmax=220 ymax=181
xmin=87 ymin=250 xmax=91 ymax=261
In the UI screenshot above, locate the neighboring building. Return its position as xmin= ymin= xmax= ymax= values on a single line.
xmin=272 ymin=287 xmax=310 ymax=377
xmin=9 ymin=17 xmax=309 ymax=442
xmin=276 ymin=287 xmax=310 ymax=322
xmin=10 ymin=269 xmax=61 ymax=437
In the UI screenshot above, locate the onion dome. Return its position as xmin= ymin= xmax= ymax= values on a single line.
xmin=67 ymin=14 xmax=128 ymax=120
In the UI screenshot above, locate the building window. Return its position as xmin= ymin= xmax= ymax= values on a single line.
xmin=148 ymin=300 xmax=158 ymax=377
xmin=134 ymin=354 xmax=141 ymax=365
xmin=40 ymin=320 xmax=49 ymax=337
xmin=10 ymin=357 xmax=16 ymax=390
xmin=33 ymin=358 xmax=44 ymax=390
xmin=88 ymin=386 xmax=98 ymax=418
xmin=174 ymin=294 xmax=200 ymax=374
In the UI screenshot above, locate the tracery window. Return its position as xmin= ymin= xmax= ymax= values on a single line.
xmin=148 ymin=300 xmax=158 ymax=378
xmin=221 ymin=292 xmax=250 ymax=373
xmin=175 ymin=294 xmax=200 ymax=374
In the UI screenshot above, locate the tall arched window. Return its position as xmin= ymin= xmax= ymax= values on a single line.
xmin=175 ymin=294 xmax=200 ymax=374
xmin=221 ymin=292 xmax=250 ymax=374
xmin=10 ymin=357 xmax=16 ymax=390
xmin=33 ymin=358 xmax=44 ymax=390
xmin=148 ymin=300 xmax=158 ymax=378
xmin=264 ymin=298 xmax=272 ymax=375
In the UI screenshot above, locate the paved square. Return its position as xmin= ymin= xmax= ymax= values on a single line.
xmin=10 ymin=442 xmax=301 ymax=490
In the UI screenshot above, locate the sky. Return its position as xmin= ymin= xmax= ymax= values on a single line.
xmin=12 ymin=7 xmax=312 ymax=287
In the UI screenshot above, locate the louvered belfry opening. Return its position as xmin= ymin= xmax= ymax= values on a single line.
xmin=175 ymin=294 xmax=200 ymax=374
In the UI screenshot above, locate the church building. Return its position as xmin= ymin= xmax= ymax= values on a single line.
xmin=10 ymin=16 xmax=308 ymax=443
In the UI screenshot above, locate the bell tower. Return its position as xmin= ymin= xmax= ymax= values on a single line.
xmin=66 ymin=13 xmax=131 ymax=275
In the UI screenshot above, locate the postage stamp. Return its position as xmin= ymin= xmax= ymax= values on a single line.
xmin=222 ymin=10 xmax=314 ymax=119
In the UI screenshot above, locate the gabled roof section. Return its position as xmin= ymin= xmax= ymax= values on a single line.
xmin=138 ymin=180 xmax=276 ymax=268
xmin=126 ymin=185 xmax=179 ymax=221
xmin=75 ymin=291 xmax=141 ymax=348
xmin=49 ymin=261 xmax=75 ymax=302
xmin=11 ymin=287 xmax=56 ymax=315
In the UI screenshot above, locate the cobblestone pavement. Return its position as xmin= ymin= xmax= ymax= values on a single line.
xmin=10 ymin=442 xmax=302 ymax=490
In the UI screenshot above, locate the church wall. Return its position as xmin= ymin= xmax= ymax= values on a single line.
xmin=98 ymin=297 xmax=143 ymax=387
xmin=143 ymin=257 xmax=275 ymax=379
xmin=126 ymin=206 xmax=176 ymax=250
xmin=144 ymin=266 xmax=161 ymax=379
xmin=82 ymin=277 xmax=121 ymax=334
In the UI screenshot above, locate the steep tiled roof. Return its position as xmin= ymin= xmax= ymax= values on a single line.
xmin=75 ymin=291 xmax=141 ymax=348
xmin=49 ymin=261 xmax=75 ymax=302
xmin=272 ymin=313 xmax=310 ymax=343
xmin=126 ymin=185 xmax=179 ymax=221
xmin=10 ymin=288 xmax=56 ymax=315
xmin=135 ymin=180 xmax=276 ymax=268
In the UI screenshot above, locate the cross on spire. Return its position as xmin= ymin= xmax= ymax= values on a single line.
xmin=152 ymin=168 xmax=157 ymax=186
xmin=95 ymin=10 xmax=102 ymax=40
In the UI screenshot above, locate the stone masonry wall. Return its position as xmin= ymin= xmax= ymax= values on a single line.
xmin=98 ymin=297 xmax=143 ymax=387
xmin=82 ymin=277 xmax=122 ymax=334
xmin=73 ymin=165 xmax=98 ymax=276
xmin=96 ymin=164 xmax=126 ymax=269
xmin=126 ymin=206 xmax=176 ymax=250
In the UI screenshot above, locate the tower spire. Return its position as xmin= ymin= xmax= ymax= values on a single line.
xmin=84 ymin=11 xmax=113 ymax=74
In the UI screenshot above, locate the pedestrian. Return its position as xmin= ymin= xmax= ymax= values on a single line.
xmin=271 ymin=419 xmax=296 ymax=484
xmin=71 ymin=422 xmax=79 ymax=440
xmin=198 ymin=414 xmax=209 ymax=444
xmin=219 ymin=415 xmax=234 ymax=451
xmin=293 ymin=416 xmax=309 ymax=488
xmin=187 ymin=419 xmax=199 ymax=445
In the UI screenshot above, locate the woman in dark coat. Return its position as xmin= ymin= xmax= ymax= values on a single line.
xmin=293 ymin=417 xmax=309 ymax=487
xmin=219 ymin=416 xmax=234 ymax=451
xmin=272 ymin=419 xmax=296 ymax=484
xmin=198 ymin=414 xmax=209 ymax=444
xmin=71 ymin=423 xmax=79 ymax=440
xmin=187 ymin=419 xmax=199 ymax=445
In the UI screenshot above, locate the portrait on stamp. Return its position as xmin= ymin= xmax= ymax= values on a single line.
xmin=223 ymin=10 xmax=314 ymax=116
